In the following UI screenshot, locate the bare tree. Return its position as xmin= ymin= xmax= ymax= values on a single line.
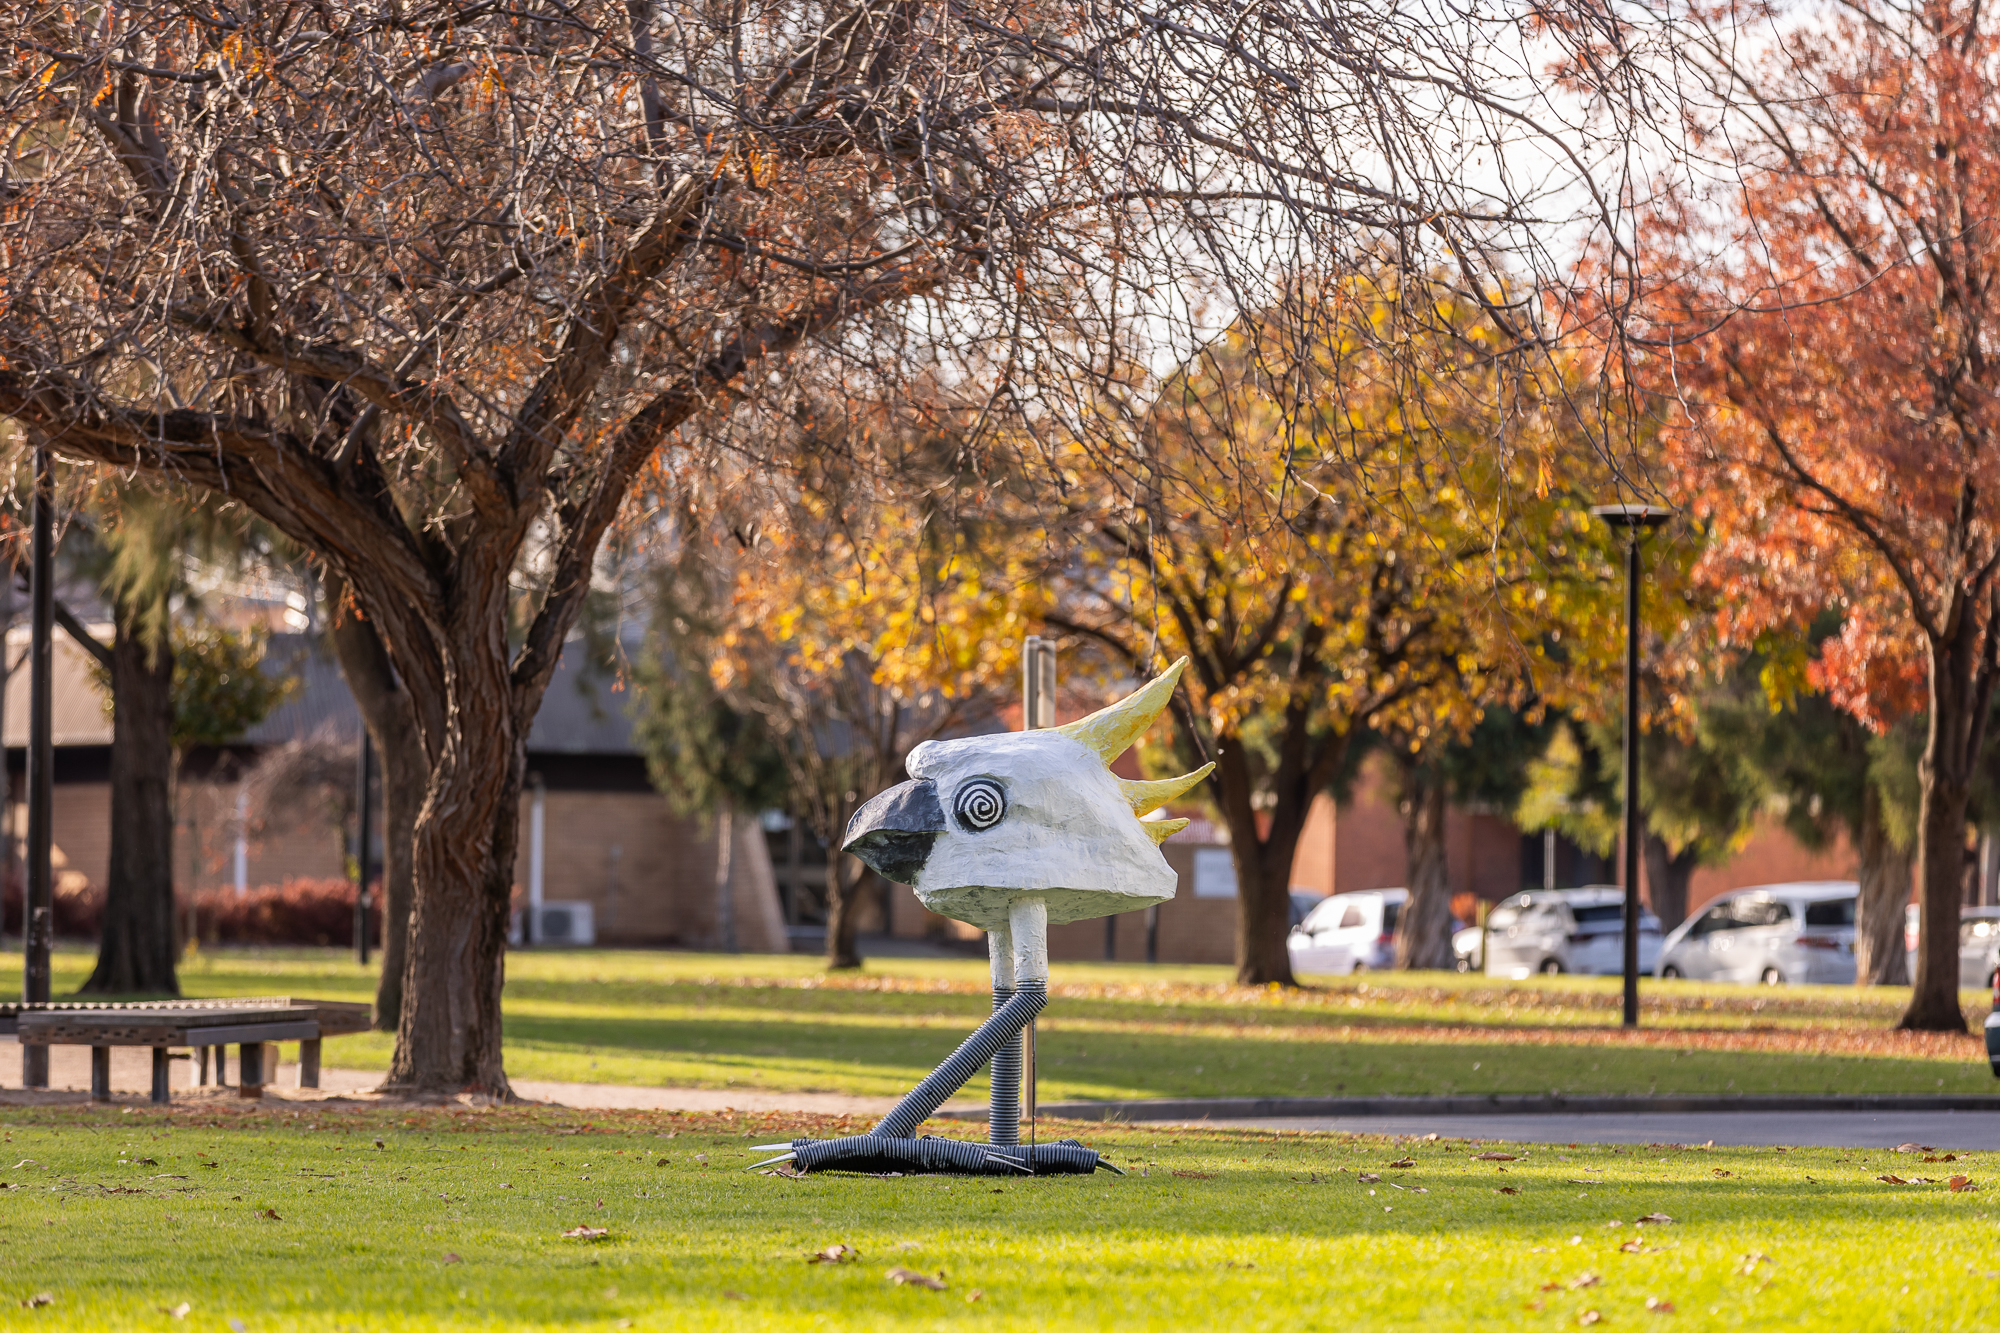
xmin=1 ymin=1 xmax=1640 ymax=1092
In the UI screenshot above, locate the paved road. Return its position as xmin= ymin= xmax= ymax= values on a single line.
xmin=1196 ymin=1110 xmax=2000 ymax=1149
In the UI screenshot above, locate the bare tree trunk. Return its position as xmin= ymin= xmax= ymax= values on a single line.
xmin=1856 ymin=779 xmax=1913 ymax=987
xmin=1641 ymin=832 xmax=1699 ymax=932
xmin=825 ymin=858 xmax=868 ymax=970
xmin=382 ymin=653 xmax=523 ymax=1096
xmin=1394 ymin=764 xmax=1455 ymax=970
xmin=1214 ymin=725 xmax=1304 ymax=986
xmin=1902 ymin=623 xmax=1986 ymax=1031
xmin=81 ymin=601 xmax=178 ymax=996
xmin=323 ymin=580 xmax=425 ymax=1032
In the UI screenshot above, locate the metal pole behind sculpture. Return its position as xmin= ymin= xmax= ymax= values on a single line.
xmin=1015 ymin=635 xmax=1056 ymax=1153
xmin=20 ymin=447 xmax=53 ymax=1089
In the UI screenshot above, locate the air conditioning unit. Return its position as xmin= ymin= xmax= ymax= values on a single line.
xmin=512 ymin=902 xmax=595 ymax=947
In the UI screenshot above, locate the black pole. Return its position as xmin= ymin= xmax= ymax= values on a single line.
xmin=21 ymin=447 xmax=53 ymax=1087
xmin=1621 ymin=533 xmax=1642 ymax=1030
xmin=354 ymin=729 xmax=372 ymax=966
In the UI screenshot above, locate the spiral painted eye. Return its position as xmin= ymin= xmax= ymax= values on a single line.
xmin=952 ymin=777 xmax=1007 ymax=831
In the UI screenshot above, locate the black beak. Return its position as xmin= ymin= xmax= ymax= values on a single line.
xmin=843 ymin=779 xmax=945 ymax=884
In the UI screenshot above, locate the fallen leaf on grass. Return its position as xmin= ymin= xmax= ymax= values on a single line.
xmin=887 ymin=1267 xmax=948 ymax=1291
xmin=1570 ymin=1273 xmax=1602 ymax=1290
xmin=1172 ymin=1170 xmax=1214 ymax=1181
xmin=162 ymin=1302 xmax=190 ymax=1319
xmin=1388 ymin=1183 xmax=1429 ymax=1193
xmin=1646 ymin=1296 xmax=1676 ymax=1313
xmin=1923 ymin=1154 xmax=1958 ymax=1163
xmin=1579 ymin=1310 xmax=1602 ymax=1325
xmin=693 ymin=1154 xmax=709 ymax=1166
xmin=562 ymin=1226 xmax=609 ymax=1241
xmin=442 ymin=1254 xmax=461 ymax=1265
xmin=1876 ymin=1174 xmax=1911 ymax=1185
xmin=260 ymin=1209 xmax=281 ymax=1221
xmin=808 ymin=1244 xmax=860 ymax=1264
xmin=1523 ymin=1300 xmax=1546 ymax=1313
xmin=1894 ymin=1143 xmax=1933 ymax=1154
xmin=1567 ymin=1179 xmax=1599 ymax=1185
xmin=1636 ymin=1213 xmax=1673 ymax=1225
xmin=1949 ymin=1175 xmax=1976 ymax=1192
xmin=1474 ymin=1153 xmax=1518 ymax=1162
xmin=1619 ymin=1240 xmax=1661 ymax=1255
xmin=1540 ymin=1282 xmax=1563 ymax=1292
xmin=1711 ymin=1169 xmax=1733 ymax=1178
xmin=20 ymin=1294 xmax=52 ymax=1308
xmin=1495 ymin=1187 xmax=1519 ymax=1195
xmin=964 ymin=1290 xmax=985 ymax=1303
xmin=1734 ymin=1253 xmax=1773 ymax=1275
xmin=1357 ymin=1173 xmax=1381 ymax=1183
xmin=131 ymin=1158 xmax=158 ymax=1166
xmin=722 ymin=1291 xmax=746 ymax=1301
xmin=1386 ymin=1157 xmax=1415 ymax=1169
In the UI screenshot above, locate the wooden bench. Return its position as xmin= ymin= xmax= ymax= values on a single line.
xmin=1 ymin=997 xmax=374 ymax=1104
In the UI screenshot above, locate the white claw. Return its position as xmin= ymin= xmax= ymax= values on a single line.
xmin=749 ymin=1143 xmax=792 ymax=1152
xmin=983 ymin=1154 xmax=1033 ymax=1174
xmin=748 ymin=1152 xmax=799 ymax=1171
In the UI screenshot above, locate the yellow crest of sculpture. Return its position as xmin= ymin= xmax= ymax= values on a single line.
xmin=1054 ymin=657 xmax=1214 ymax=843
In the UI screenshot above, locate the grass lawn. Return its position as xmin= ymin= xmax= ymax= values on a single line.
xmin=35 ymin=944 xmax=2000 ymax=1102
xmin=3 ymin=1103 xmax=1997 ymax=1330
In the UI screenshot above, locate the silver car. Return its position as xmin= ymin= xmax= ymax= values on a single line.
xmin=1475 ymin=887 xmax=1663 ymax=978
xmin=1904 ymin=905 xmax=2000 ymax=989
xmin=1656 ymin=881 xmax=1857 ymax=985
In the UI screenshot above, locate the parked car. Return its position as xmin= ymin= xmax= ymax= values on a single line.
xmin=1904 ymin=904 xmax=2000 ymax=990
xmin=1473 ymin=887 xmax=1663 ymax=978
xmin=1288 ymin=889 xmax=1405 ymax=975
xmin=1289 ymin=890 xmax=1327 ymax=931
xmin=1656 ymin=882 xmax=1857 ymax=985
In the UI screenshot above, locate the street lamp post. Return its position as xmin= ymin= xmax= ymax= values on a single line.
xmin=1589 ymin=503 xmax=1672 ymax=1030
xmin=20 ymin=447 xmax=53 ymax=1088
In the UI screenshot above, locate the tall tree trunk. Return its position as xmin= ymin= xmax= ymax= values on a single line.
xmin=323 ymin=579 xmax=425 ymax=1032
xmin=1641 ymin=832 xmax=1699 ymax=932
xmin=825 ymin=857 xmax=867 ymax=970
xmin=1394 ymin=762 xmax=1455 ymax=969
xmin=80 ymin=601 xmax=177 ymax=996
xmin=1902 ymin=621 xmax=1987 ymax=1032
xmin=380 ymin=637 xmax=524 ymax=1096
xmin=1855 ymin=780 xmax=1912 ymax=987
xmin=1214 ymin=725 xmax=1302 ymax=986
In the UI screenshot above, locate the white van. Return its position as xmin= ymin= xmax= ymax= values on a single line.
xmin=1288 ymin=889 xmax=1406 ymax=975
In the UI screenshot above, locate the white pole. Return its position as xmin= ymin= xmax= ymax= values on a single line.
xmin=233 ymin=785 xmax=249 ymax=897
xmin=528 ymin=774 xmax=546 ymax=939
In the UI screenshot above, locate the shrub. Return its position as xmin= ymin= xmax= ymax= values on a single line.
xmin=1 ymin=866 xmax=105 ymax=939
xmin=189 ymin=878 xmax=361 ymax=947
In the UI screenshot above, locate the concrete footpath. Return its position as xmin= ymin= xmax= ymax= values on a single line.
xmin=9 ymin=1041 xmax=1999 ymax=1147
xmin=1 ymin=1040 xmax=904 ymax=1116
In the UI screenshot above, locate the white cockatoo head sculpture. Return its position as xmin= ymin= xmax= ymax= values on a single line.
xmin=842 ymin=658 xmax=1214 ymax=931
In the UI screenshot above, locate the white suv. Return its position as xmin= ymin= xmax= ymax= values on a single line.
xmin=1471 ymin=887 xmax=1663 ymax=978
xmin=1657 ymin=882 xmax=1857 ymax=985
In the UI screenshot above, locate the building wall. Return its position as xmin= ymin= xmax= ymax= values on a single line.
xmin=1680 ymin=818 xmax=1862 ymax=915
xmin=22 ymin=772 xmax=789 ymax=951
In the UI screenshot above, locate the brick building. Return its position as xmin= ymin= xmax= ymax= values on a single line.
xmin=1 ymin=627 xmax=787 ymax=952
